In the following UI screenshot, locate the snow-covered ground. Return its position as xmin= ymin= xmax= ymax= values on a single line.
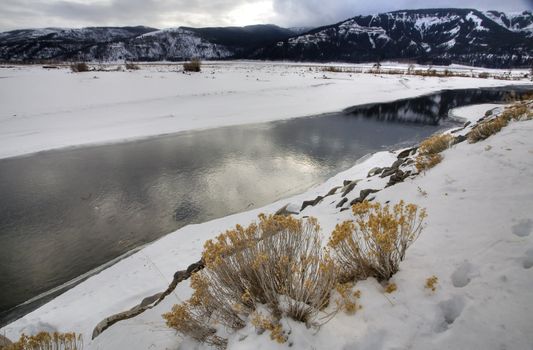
xmin=2 ymin=101 xmax=532 ymax=350
xmin=0 ymin=61 xmax=530 ymax=159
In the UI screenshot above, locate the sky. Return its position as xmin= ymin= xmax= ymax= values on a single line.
xmin=0 ymin=0 xmax=532 ymax=31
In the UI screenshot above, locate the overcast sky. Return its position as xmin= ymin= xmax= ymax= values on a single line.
xmin=1 ymin=0 xmax=532 ymax=32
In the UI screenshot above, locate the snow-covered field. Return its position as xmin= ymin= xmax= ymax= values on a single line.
xmin=0 ymin=61 xmax=530 ymax=160
xmin=1 ymin=62 xmax=532 ymax=349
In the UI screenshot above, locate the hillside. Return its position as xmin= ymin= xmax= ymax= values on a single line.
xmin=255 ymin=9 xmax=533 ymax=67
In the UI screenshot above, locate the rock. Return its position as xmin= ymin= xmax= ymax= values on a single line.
xmin=300 ymin=196 xmax=324 ymax=211
xmin=463 ymin=121 xmax=471 ymax=128
xmin=92 ymin=259 xmax=204 ymax=339
xmin=350 ymin=189 xmax=380 ymax=205
xmin=387 ymin=170 xmax=412 ymax=187
xmin=275 ymin=204 xmax=299 ymax=216
xmin=380 ymin=159 xmax=406 ymax=178
xmin=326 ymin=186 xmax=341 ymax=196
xmin=367 ymin=167 xmax=383 ymax=177
xmin=342 ymin=182 xmax=357 ymax=197
xmin=343 ymin=180 xmax=352 ymax=186
xmin=336 ymin=197 xmax=348 ymax=208
xmin=360 ymin=188 xmax=380 ymax=201
xmin=397 ymin=147 xmax=417 ymax=159
xmin=452 ymin=135 xmax=467 ymax=145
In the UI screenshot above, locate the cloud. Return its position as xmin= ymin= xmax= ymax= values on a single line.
xmin=0 ymin=0 xmax=531 ymax=31
xmin=271 ymin=0 xmax=533 ymax=27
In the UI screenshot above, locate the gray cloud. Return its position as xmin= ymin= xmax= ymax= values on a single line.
xmin=0 ymin=0 xmax=531 ymax=32
xmin=272 ymin=0 xmax=533 ymax=27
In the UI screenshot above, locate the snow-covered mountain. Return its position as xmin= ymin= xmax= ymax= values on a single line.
xmin=255 ymin=9 xmax=533 ymax=67
xmin=0 ymin=26 xmax=157 ymax=61
xmin=485 ymin=10 xmax=533 ymax=36
xmin=0 ymin=24 xmax=297 ymax=62
xmin=1 ymin=9 xmax=532 ymax=67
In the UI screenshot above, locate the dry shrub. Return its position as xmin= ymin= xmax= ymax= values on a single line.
xmin=183 ymin=59 xmax=201 ymax=72
xmin=163 ymin=214 xmax=336 ymax=348
xmin=5 ymin=332 xmax=82 ymax=350
xmin=469 ymin=100 xmax=532 ymax=143
xmin=70 ymin=62 xmax=89 ymax=73
xmin=478 ymin=72 xmax=490 ymax=79
xmin=125 ymin=62 xmax=140 ymax=70
xmin=425 ymin=275 xmax=438 ymax=292
xmin=251 ymin=312 xmax=287 ymax=344
xmin=415 ymin=153 xmax=443 ymax=172
xmin=415 ymin=134 xmax=453 ymax=171
xmin=468 ymin=116 xmax=509 ymax=143
xmin=384 ymin=282 xmax=397 ymax=293
xmin=329 ymin=201 xmax=426 ymax=282
xmin=333 ymin=282 xmax=361 ymax=314
xmin=323 ymin=66 xmax=343 ymax=73
xmin=418 ymin=134 xmax=453 ymax=156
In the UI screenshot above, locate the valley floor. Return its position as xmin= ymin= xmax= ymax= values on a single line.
xmin=0 ymin=61 xmax=529 ymax=160
xmin=1 ymin=63 xmax=532 ymax=349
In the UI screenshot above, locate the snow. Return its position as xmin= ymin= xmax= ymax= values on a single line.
xmin=2 ymin=97 xmax=533 ymax=350
xmin=466 ymin=12 xmax=489 ymax=31
xmin=0 ymin=62 xmax=530 ymax=160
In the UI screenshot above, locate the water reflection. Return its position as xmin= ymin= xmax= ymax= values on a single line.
xmin=0 ymin=86 xmax=530 ymax=324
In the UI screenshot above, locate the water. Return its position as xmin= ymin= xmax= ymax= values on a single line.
xmin=0 ymin=86 xmax=530 ymax=325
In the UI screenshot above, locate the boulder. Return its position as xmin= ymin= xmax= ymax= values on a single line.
xmin=397 ymin=147 xmax=417 ymax=159
xmin=452 ymin=135 xmax=467 ymax=145
xmin=367 ymin=167 xmax=384 ymax=177
xmin=92 ymin=259 xmax=204 ymax=339
xmin=300 ymin=196 xmax=324 ymax=211
xmin=336 ymin=197 xmax=348 ymax=208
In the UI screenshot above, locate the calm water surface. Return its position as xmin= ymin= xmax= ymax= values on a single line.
xmin=0 ymin=86 xmax=531 ymax=325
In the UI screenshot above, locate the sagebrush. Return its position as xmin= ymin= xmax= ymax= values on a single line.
xmin=415 ymin=133 xmax=453 ymax=171
xmin=70 ymin=63 xmax=89 ymax=73
xmin=163 ymin=214 xmax=336 ymax=348
xmin=4 ymin=332 xmax=82 ymax=350
xmin=329 ymin=200 xmax=426 ymax=282
xmin=125 ymin=62 xmax=140 ymax=70
xmin=183 ymin=59 xmax=201 ymax=72
xmin=468 ymin=100 xmax=532 ymax=143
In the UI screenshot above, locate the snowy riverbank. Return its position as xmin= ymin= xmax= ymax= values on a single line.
xmin=2 ymin=101 xmax=533 ymax=350
xmin=0 ymin=61 xmax=531 ymax=160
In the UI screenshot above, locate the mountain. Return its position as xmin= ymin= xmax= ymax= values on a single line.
xmin=484 ymin=10 xmax=533 ymax=36
xmin=0 ymin=24 xmax=298 ymax=62
xmin=0 ymin=9 xmax=532 ymax=67
xmin=0 ymin=26 xmax=157 ymax=61
xmin=253 ymin=9 xmax=533 ymax=67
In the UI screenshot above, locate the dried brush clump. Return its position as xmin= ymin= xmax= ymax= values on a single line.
xmin=333 ymin=282 xmax=362 ymax=315
xmin=125 ymin=62 xmax=140 ymax=70
xmin=329 ymin=201 xmax=426 ymax=282
xmin=183 ymin=59 xmax=201 ymax=72
xmin=467 ymin=116 xmax=509 ymax=143
xmin=415 ymin=134 xmax=453 ymax=171
xmin=163 ymin=214 xmax=336 ymax=348
xmin=415 ymin=153 xmax=443 ymax=172
xmin=468 ymin=100 xmax=532 ymax=143
xmin=70 ymin=62 xmax=89 ymax=73
xmin=418 ymin=134 xmax=454 ymax=156
xmin=5 ymin=332 xmax=83 ymax=350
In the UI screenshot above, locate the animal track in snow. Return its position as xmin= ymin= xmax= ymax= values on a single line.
xmin=522 ymin=249 xmax=533 ymax=269
xmin=435 ymin=296 xmax=465 ymax=333
xmin=512 ymin=219 xmax=532 ymax=237
xmin=451 ymin=260 xmax=477 ymax=288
